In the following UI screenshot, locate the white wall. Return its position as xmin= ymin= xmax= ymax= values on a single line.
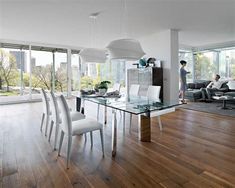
xmin=139 ymin=29 xmax=179 ymax=102
xmin=0 ymin=3 xmax=2 ymax=39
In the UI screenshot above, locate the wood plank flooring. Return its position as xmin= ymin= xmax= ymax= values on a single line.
xmin=0 ymin=101 xmax=234 ymax=188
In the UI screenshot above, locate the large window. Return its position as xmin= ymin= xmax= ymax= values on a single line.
xmin=194 ymin=52 xmax=217 ymax=80
xmin=54 ymin=52 xmax=67 ymax=94
xmin=80 ymin=60 xmax=126 ymax=90
xmin=193 ymin=48 xmax=235 ymax=80
xmin=0 ymin=42 xmax=128 ymax=104
xmin=31 ymin=50 xmax=53 ymax=96
xmin=219 ymin=49 xmax=235 ymax=79
xmin=0 ymin=47 xmax=30 ymax=98
xmin=71 ymin=52 xmax=80 ymax=92
xmin=0 ymin=43 xmax=71 ymax=103
xmin=179 ymin=47 xmax=235 ymax=87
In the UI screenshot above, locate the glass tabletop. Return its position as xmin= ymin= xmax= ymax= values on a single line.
xmin=82 ymin=95 xmax=181 ymax=115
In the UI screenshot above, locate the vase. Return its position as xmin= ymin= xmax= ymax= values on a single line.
xmin=98 ymin=88 xmax=107 ymax=95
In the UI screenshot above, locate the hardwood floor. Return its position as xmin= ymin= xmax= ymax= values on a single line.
xmin=0 ymin=101 xmax=234 ymax=188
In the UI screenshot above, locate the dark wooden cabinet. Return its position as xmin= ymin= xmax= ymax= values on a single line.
xmin=152 ymin=67 xmax=163 ymax=102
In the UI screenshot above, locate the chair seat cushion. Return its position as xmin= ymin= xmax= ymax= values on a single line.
xmin=58 ymin=111 xmax=85 ymax=124
xmin=185 ymin=90 xmax=202 ymax=97
xmin=71 ymin=111 xmax=86 ymax=121
xmin=72 ymin=119 xmax=102 ymax=135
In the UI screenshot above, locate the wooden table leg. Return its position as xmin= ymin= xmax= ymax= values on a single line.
xmin=138 ymin=114 xmax=151 ymax=142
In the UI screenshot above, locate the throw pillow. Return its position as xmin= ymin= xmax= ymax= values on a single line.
xmin=203 ymin=81 xmax=211 ymax=87
xmin=187 ymin=83 xmax=195 ymax=89
xmin=227 ymin=80 xmax=235 ymax=90
xmin=195 ymin=83 xmax=205 ymax=89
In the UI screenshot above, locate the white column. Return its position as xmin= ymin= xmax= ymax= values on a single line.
xmin=29 ymin=45 xmax=32 ymax=100
xmin=52 ymin=51 xmax=55 ymax=92
xmin=139 ymin=29 xmax=179 ymax=102
xmin=20 ymin=48 xmax=23 ymax=96
xmin=168 ymin=29 xmax=179 ymax=102
xmin=67 ymin=48 xmax=72 ymax=97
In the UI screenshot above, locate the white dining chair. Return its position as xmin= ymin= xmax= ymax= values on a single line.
xmin=40 ymin=88 xmax=51 ymax=136
xmin=128 ymin=84 xmax=140 ymax=134
xmin=113 ymin=83 xmax=121 ymax=92
xmin=147 ymin=85 xmax=161 ymax=102
xmin=48 ymin=91 xmax=86 ymax=150
xmin=57 ymin=95 xmax=104 ymax=168
xmin=129 ymin=84 xmax=140 ymax=97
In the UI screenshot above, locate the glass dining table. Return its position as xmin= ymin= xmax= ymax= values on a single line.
xmin=78 ymin=95 xmax=181 ymax=157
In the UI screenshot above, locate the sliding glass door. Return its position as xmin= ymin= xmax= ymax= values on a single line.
xmin=54 ymin=51 xmax=67 ymax=94
xmin=30 ymin=50 xmax=53 ymax=99
xmin=0 ymin=46 xmax=30 ymax=103
xmin=0 ymin=43 xmax=73 ymax=104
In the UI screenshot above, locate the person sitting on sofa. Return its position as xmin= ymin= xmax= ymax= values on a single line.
xmin=200 ymin=74 xmax=223 ymax=101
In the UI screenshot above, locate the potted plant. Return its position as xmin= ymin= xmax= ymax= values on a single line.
xmin=95 ymin=81 xmax=111 ymax=95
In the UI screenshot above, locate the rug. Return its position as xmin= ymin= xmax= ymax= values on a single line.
xmin=180 ymin=101 xmax=235 ymax=117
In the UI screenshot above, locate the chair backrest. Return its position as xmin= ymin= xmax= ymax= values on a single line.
xmin=129 ymin=84 xmax=140 ymax=96
xmin=48 ymin=91 xmax=60 ymax=124
xmin=40 ymin=88 xmax=50 ymax=115
xmin=147 ymin=86 xmax=161 ymax=102
xmin=57 ymin=95 xmax=72 ymax=135
xmin=113 ymin=83 xmax=121 ymax=92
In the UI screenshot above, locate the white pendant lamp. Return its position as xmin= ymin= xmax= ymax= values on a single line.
xmin=79 ymin=48 xmax=106 ymax=63
xmin=79 ymin=12 xmax=106 ymax=63
xmin=106 ymin=0 xmax=145 ymax=61
xmin=107 ymin=38 xmax=145 ymax=61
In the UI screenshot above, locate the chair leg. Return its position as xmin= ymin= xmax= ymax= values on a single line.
xmin=58 ymin=130 xmax=64 ymax=156
xmin=90 ymin=132 xmax=93 ymax=148
xmin=54 ymin=123 xmax=59 ymax=150
xmin=97 ymin=104 xmax=100 ymax=121
xmin=84 ymin=133 xmax=87 ymax=142
xmin=119 ymin=110 xmax=122 ymax=120
xmin=40 ymin=113 xmax=45 ymax=132
xmin=45 ymin=115 xmax=50 ymax=136
xmin=104 ymin=106 xmax=107 ymax=125
xmin=129 ymin=113 xmax=132 ymax=134
xmin=158 ymin=116 xmax=163 ymax=131
xmin=48 ymin=120 xmax=54 ymax=142
xmin=100 ymin=129 xmax=104 ymax=156
xmin=123 ymin=112 xmax=125 ymax=135
xmin=67 ymin=136 xmax=72 ymax=169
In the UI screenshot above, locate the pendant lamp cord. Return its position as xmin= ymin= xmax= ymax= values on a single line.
xmin=124 ymin=0 xmax=127 ymax=37
xmin=121 ymin=0 xmax=128 ymax=38
xmin=90 ymin=16 xmax=95 ymax=47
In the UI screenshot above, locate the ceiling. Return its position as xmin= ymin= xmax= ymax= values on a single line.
xmin=0 ymin=0 xmax=234 ymax=49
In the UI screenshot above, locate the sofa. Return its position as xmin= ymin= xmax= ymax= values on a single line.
xmin=185 ymin=80 xmax=235 ymax=101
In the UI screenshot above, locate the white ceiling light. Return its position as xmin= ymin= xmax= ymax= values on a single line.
xmin=79 ymin=48 xmax=106 ymax=63
xmin=106 ymin=0 xmax=145 ymax=61
xmin=79 ymin=12 xmax=106 ymax=63
xmin=107 ymin=39 xmax=145 ymax=61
